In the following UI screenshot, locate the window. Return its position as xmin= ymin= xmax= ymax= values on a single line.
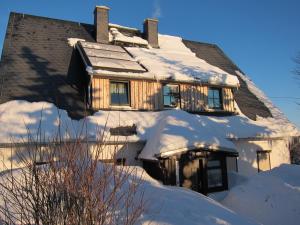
xmin=207 ymin=159 xmax=223 ymax=188
xmin=110 ymin=81 xmax=130 ymax=106
xmin=208 ymin=88 xmax=222 ymax=109
xmin=257 ymin=151 xmax=271 ymax=172
xmin=163 ymin=84 xmax=179 ymax=108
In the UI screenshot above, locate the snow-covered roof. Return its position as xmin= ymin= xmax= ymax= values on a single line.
xmin=82 ymin=34 xmax=240 ymax=87
xmin=125 ymin=35 xmax=240 ymax=86
xmin=110 ymin=28 xmax=148 ymax=46
xmin=1 ymin=101 xmax=299 ymax=160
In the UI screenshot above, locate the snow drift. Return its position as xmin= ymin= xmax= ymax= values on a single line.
xmin=221 ymin=164 xmax=300 ymax=225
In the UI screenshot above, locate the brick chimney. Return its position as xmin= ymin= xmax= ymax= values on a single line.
xmin=143 ymin=18 xmax=159 ymax=48
xmin=94 ymin=6 xmax=110 ymax=43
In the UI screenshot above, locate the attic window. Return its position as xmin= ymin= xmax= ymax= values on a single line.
xmin=110 ymin=81 xmax=130 ymax=106
xmin=163 ymin=84 xmax=180 ymax=108
xmin=208 ymin=88 xmax=222 ymax=109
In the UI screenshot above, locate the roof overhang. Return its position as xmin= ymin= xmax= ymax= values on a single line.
xmin=145 ymin=144 xmax=238 ymax=160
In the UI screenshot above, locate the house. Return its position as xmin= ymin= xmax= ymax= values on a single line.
xmin=0 ymin=6 xmax=299 ymax=194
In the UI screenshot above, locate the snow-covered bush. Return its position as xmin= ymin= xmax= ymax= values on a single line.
xmin=0 ymin=121 xmax=146 ymax=225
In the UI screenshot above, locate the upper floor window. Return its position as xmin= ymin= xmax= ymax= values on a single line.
xmin=110 ymin=81 xmax=130 ymax=106
xmin=163 ymin=84 xmax=179 ymax=108
xmin=208 ymin=88 xmax=222 ymax=109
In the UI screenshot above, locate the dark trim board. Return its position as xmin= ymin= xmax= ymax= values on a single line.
xmin=142 ymin=150 xmax=234 ymax=195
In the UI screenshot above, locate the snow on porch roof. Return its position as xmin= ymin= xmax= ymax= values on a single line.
xmin=77 ymin=41 xmax=147 ymax=73
xmin=138 ymin=109 xmax=238 ymax=160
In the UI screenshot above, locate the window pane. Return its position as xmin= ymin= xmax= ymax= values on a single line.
xmin=207 ymin=160 xmax=221 ymax=168
xmin=207 ymin=169 xmax=223 ymax=188
xmin=163 ymin=86 xmax=170 ymax=95
xmin=214 ymin=99 xmax=221 ymax=108
xmin=208 ymin=88 xmax=222 ymax=109
xmin=163 ymin=84 xmax=179 ymax=107
xmin=208 ymin=89 xmax=214 ymax=98
xmin=164 ymin=96 xmax=171 ymax=106
xmin=208 ymin=98 xmax=214 ymax=108
xmin=110 ymin=82 xmax=129 ymax=105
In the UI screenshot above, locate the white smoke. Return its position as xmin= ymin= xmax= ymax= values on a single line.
xmin=152 ymin=0 xmax=162 ymax=18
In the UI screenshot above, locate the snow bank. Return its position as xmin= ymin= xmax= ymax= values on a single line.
xmin=125 ymin=35 xmax=239 ymax=86
xmin=0 ymin=165 xmax=258 ymax=225
xmin=221 ymin=164 xmax=300 ymax=225
xmin=137 ymin=167 xmax=258 ymax=225
xmin=0 ymin=100 xmax=298 ymax=159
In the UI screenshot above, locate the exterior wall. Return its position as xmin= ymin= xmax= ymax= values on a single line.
xmin=92 ymin=77 xmax=110 ymax=109
xmin=180 ymin=84 xmax=234 ymax=112
xmin=130 ymin=80 xmax=163 ymax=110
xmin=231 ymin=138 xmax=291 ymax=177
xmin=0 ymin=142 xmax=144 ymax=172
xmin=92 ymin=77 xmax=235 ymax=113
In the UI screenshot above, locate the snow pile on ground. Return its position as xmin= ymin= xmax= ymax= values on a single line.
xmin=0 ymin=101 xmax=299 ymax=159
xmin=220 ymin=164 xmax=300 ymax=225
xmin=126 ymin=35 xmax=239 ymax=86
xmin=0 ymin=165 xmax=258 ymax=225
xmin=136 ymin=166 xmax=258 ymax=225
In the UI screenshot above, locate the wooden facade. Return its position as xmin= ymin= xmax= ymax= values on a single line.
xmin=91 ymin=77 xmax=235 ymax=113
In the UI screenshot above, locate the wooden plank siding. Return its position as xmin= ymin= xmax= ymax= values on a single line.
xmin=130 ymin=80 xmax=163 ymax=110
xmin=91 ymin=77 xmax=235 ymax=113
xmin=92 ymin=78 xmax=109 ymax=109
xmin=180 ymin=84 xmax=207 ymax=112
xmin=222 ymin=88 xmax=235 ymax=112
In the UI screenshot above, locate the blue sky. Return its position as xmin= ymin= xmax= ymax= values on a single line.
xmin=0 ymin=0 xmax=299 ymax=127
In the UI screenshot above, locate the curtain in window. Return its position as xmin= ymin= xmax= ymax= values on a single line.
xmin=110 ymin=82 xmax=129 ymax=105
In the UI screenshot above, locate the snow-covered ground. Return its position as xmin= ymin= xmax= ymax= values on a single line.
xmin=135 ymin=167 xmax=258 ymax=225
xmin=0 ymin=165 xmax=258 ymax=225
xmin=211 ymin=164 xmax=300 ymax=225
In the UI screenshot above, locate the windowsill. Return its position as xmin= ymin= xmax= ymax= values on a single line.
xmin=206 ymin=108 xmax=226 ymax=112
xmin=110 ymin=105 xmax=132 ymax=110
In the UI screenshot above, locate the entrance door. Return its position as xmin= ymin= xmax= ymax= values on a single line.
xmin=179 ymin=155 xmax=205 ymax=193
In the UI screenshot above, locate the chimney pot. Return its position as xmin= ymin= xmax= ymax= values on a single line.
xmin=94 ymin=6 xmax=110 ymax=43
xmin=144 ymin=18 xmax=159 ymax=48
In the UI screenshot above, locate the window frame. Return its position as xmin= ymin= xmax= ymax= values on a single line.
xmin=208 ymin=87 xmax=223 ymax=110
xmin=205 ymin=154 xmax=228 ymax=193
xmin=163 ymin=83 xmax=180 ymax=108
xmin=109 ymin=80 xmax=130 ymax=106
xmin=257 ymin=150 xmax=271 ymax=172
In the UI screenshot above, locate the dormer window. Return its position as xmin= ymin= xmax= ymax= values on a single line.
xmin=208 ymin=88 xmax=222 ymax=110
xmin=163 ymin=84 xmax=179 ymax=108
xmin=110 ymin=81 xmax=130 ymax=106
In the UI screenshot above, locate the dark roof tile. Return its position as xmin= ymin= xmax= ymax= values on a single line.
xmin=182 ymin=40 xmax=272 ymax=120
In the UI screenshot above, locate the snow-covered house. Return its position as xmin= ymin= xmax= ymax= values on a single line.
xmin=0 ymin=6 xmax=299 ymax=194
